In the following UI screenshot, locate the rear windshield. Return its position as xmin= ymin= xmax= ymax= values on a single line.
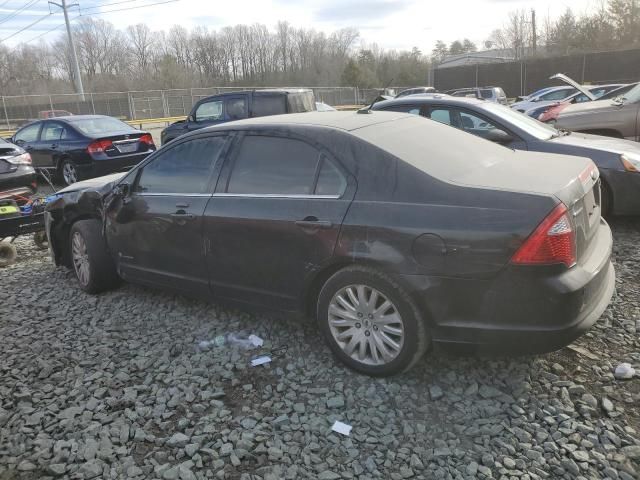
xmin=68 ymin=117 xmax=135 ymax=135
xmin=286 ymin=91 xmax=316 ymax=113
xmin=354 ymin=114 xmax=510 ymax=181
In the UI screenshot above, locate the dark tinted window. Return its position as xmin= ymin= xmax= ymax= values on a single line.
xmin=253 ymin=95 xmax=286 ymax=116
xmin=540 ymin=89 xmax=575 ymax=101
xmin=15 ymin=123 xmax=41 ymax=143
xmin=137 ymin=137 xmax=225 ymax=194
xmin=227 ymin=136 xmax=320 ymax=195
xmin=225 ymin=98 xmax=248 ymax=120
xmin=315 ymin=157 xmax=346 ymax=196
xmin=286 ymin=91 xmax=315 ymax=112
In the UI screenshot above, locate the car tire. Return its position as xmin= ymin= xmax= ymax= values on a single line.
xmin=59 ymin=158 xmax=81 ymax=186
xmin=0 ymin=241 xmax=18 ymax=267
xmin=317 ymin=266 xmax=430 ymax=376
xmin=33 ymin=231 xmax=48 ymax=250
xmin=600 ymin=179 xmax=612 ymax=218
xmin=69 ymin=219 xmax=120 ymax=293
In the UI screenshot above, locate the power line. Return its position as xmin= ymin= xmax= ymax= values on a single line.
xmin=0 ymin=0 xmax=14 ymax=8
xmin=22 ymin=0 xmax=178 ymax=43
xmin=0 ymin=11 xmax=51 ymax=41
xmin=80 ymin=0 xmax=142 ymax=13
xmin=80 ymin=0 xmax=177 ymax=15
xmin=0 ymin=0 xmax=41 ymax=26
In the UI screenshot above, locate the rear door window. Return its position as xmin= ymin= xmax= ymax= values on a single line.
xmin=226 ymin=136 xmax=320 ymax=195
xmin=225 ymin=98 xmax=248 ymax=121
xmin=315 ymin=156 xmax=347 ymax=196
xmin=429 ymin=108 xmax=454 ymax=126
xmin=136 ymin=137 xmax=226 ymax=194
xmin=252 ymin=95 xmax=286 ymax=116
xmin=540 ymin=89 xmax=576 ymax=101
xmin=381 ymin=105 xmax=421 ymax=115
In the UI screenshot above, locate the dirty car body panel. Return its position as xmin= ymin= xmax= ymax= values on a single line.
xmin=46 ymin=111 xmax=615 ymax=353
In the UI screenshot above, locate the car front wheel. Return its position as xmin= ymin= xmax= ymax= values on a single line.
xmin=317 ymin=266 xmax=429 ymax=376
xmin=69 ymin=219 xmax=120 ymax=293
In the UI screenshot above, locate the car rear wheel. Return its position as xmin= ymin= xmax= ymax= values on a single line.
xmin=60 ymin=159 xmax=79 ymax=186
xmin=317 ymin=266 xmax=429 ymax=376
xmin=69 ymin=219 xmax=120 ymax=293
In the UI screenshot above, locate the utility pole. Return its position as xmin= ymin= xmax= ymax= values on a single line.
xmin=531 ymin=9 xmax=537 ymax=54
xmin=49 ymin=0 xmax=84 ymax=100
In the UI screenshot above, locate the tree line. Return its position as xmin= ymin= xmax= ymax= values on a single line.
xmin=432 ymin=0 xmax=640 ymax=61
xmin=0 ymin=20 xmax=430 ymax=96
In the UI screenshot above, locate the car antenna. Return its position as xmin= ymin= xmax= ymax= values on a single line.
xmin=358 ymin=77 xmax=394 ymax=114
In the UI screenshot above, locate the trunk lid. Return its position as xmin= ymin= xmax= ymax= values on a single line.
xmin=452 ymin=150 xmax=601 ymax=262
xmin=92 ymin=132 xmax=154 ymax=157
xmin=550 ymin=73 xmax=597 ymax=101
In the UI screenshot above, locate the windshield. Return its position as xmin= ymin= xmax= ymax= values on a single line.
xmin=481 ymin=102 xmax=559 ymax=140
xmin=68 ymin=117 xmax=135 ymax=135
xmin=618 ymin=83 xmax=640 ymax=103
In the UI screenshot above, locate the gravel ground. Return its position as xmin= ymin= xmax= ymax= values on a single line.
xmin=1 ymin=218 xmax=639 ymax=480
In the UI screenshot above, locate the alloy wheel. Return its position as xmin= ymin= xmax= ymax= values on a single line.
xmin=62 ymin=162 xmax=77 ymax=185
xmin=71 ymin=232 xmax=90 ymax=286
xmin=328 ymin=284 xmax=405 ymax=365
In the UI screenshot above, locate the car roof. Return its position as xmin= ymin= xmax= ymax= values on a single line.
xmin=201 ymin=88 xmax=312 ymax=99
xmin=372 ymin=95 xmax=485 ymax=110
xmin=42 ymin=114 xmax=115 ymax=122
xmin=203 ymin=110 xmax=413 ymax=132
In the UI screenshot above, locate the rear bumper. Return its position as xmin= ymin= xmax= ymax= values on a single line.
xmin=603 ymin=169 xmax=640 ymax=215
xmin=401 ymin=218 xmax=615 ymax=354
xmin=0 ymin=167 xmax=37 ymax=194
xmin=78 ymin=153 xmax=150 ymax=178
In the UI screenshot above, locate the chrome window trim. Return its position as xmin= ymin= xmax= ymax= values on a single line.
xmin=213 ymin=193 xmax=341 ymax=199
xmin=135 ymin=192 xmax=213 ymax=197
xmin=133 ymin=192 xmax=341 ymax=200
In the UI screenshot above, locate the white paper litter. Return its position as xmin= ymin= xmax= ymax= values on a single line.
xmin=331 ymin=420 xmax=352 ymax=436
xmin=614 ymin=363 xmax=635 ymax=379
xmin=250 ymin=355 xmax=272 ymax=367
xmin=248 ymin=334 xmax=264 ymax=347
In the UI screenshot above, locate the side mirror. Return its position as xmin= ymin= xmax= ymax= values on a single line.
xmin=188 ymin=114 xmax=195 ymax=123
xmin=485 ymin=128 xmax=513 ymax=144
xmin=113 ymin=182 xmax=131 ymax=199
xmin=14 ymin=138 xmax=24 ymax=146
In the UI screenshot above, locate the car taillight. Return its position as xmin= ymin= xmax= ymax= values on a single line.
xmin=6 ymin=152 xmax=32 ymax=165
xmin=87 ymin=139 xmax=113 ymax=155
xmin=139 ymin=134 xmax=154 ymax=146
xmin=511 ymin=203 xmax=576 ymax=268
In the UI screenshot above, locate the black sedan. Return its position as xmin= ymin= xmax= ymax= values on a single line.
xmin=10 ymin=115 xmax=156 ymax=186
xmin=0 ymin=138 xmax=36 ymax=197
xmin=46 ymin=112 xmax=614 ymax=376
xmin=372 ymin=95 xmax=640 ymax=216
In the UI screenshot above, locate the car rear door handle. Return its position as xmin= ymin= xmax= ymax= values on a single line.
xmin=50 ymin=144 xmax=58 ymax=149
xmin=295 ymin=217 xmax=333 ymax=229
xmin=175 ymin=202 xmax=189 ymax=208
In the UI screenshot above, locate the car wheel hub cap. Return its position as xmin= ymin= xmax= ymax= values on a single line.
xmin=71 ymin=232 xmax=90 ymax=286
xmin=328 ymin=284 xmax=404 ymax=366
xmin=63 ymin=163 xmax=77 ymax=184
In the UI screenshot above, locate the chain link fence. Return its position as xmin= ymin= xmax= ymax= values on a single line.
xmin=0 ymin=86 xmax=369 ymax=129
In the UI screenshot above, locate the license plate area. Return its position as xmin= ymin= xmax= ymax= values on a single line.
xmin=114 ymin=141 xmax=139 ymax=154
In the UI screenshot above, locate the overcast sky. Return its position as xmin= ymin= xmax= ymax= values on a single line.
xmin=1 ymin=0 xmax=599 ymax=51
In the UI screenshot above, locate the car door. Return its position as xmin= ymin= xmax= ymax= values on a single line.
xmin=38 ymin=121 xmax=65 ymax=168
xmin=203 ymin=133 xmax=356 ymax=310
xmin=12 ymin=122 xmax=45 ymax=166
xmin=105 ymin=134 xmax=230 ymax=295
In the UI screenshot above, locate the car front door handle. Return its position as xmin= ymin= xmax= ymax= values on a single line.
xmin=50 ymin=144 xmax=58 ymax=149
xmin=295 ymin=217 xmax=333 ymax=229
xmin=171 ymin=212 xmax=194 ymax=220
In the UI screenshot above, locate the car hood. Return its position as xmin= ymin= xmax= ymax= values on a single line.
xmin=57 ymin=172 xmax=126 ymax=195
xmin=549 ymin=131 xmax=640 ymax=155
xmin=558 ymin=99 xmax=617 ymax=116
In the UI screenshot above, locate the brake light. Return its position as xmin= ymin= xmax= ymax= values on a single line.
xmin=511 ymin=203 xmax=576 ymax=267
xmin=6 ymin=152 xmax=32 ymax=165
xmin=87 ymin=139 xmax=113 ymax=155
xmin=139 ymin=134 xmax=154 ymax=146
